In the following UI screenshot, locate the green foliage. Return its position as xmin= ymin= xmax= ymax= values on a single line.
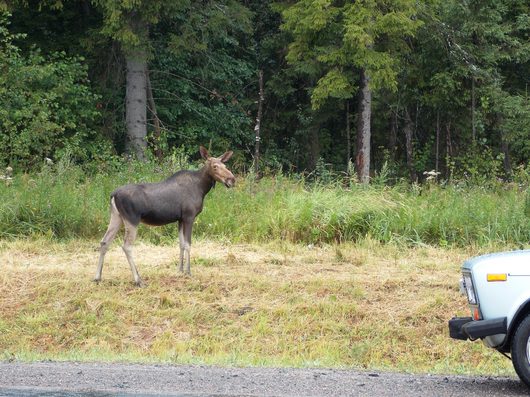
xmin=450 ymin=144 xmax=504 ymax=186
xmin=311 ymin=69 xmax=353 ymax=110
xmin=483 ymin=85 xmax=530 ymax=163
xmin=0 ymin=14 xmax=101 ymax=169
xmin=0 ymin=160 xmax=528 ymax=248
xmin=1 ymin=0 xmax=528 ymax=181
xmin=281 ymin=0 xmax=421 ymax=108
xmin=147 ymin=0 xmax=255 ymax=154
xmin=92 ymin=0 xmax=188 ymax=53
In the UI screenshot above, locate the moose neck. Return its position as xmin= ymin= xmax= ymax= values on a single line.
xmin=197 ymin=165 xmax=216 ymax=198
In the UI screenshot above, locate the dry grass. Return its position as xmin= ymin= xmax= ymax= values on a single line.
xmin=0 ymin=238 xmax=514 ymax=375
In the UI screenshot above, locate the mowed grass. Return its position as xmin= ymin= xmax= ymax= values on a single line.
xmin=0 ymin=237 xmax=516 ymax=376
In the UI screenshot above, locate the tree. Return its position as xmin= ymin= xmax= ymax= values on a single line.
xmin=280 ymin=0 xmax=421 ymax=183
xmin=1 ymin=0 xmax=528 ymax=181
xmin=93 ymin=1 xmax=152 ymax=160
xmin=395 ymin=0 xmax=530 ymax=181
xmin=148 ymin=0 xmax=255 ymax=156
xmin=96 ymin=0 xmax=257 ymax=161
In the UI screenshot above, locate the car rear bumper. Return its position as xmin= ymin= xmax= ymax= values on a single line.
xmin=449 ymin=316 xmax=507 ymax=340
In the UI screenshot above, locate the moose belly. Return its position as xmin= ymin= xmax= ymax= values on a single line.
xmin=140 ymin=211 xmax=181 ymax=226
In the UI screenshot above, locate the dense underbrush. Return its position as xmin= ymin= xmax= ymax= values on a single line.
xmin=0 ymin=159 xmax=528 ymax=247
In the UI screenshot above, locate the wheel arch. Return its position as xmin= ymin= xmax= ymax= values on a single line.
xmin=501 ymin=298 xmax=530 ymax=352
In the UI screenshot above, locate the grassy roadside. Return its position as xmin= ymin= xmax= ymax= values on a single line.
xmin=0 ymin=162 xmax=529 ymax=247
xmin=0 ymin=237 xmax=517 ymax=376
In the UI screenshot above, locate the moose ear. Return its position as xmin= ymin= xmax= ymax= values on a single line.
xmin=199 ymin=146 xmax=209 ymax=160
xmin=220 ymin=150 xmax=233 ymax=163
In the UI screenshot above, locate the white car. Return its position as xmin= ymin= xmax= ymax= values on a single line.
xmin=449 ymin=249 xmax=530 ymax=387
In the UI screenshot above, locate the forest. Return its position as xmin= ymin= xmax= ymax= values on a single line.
xmin=0 ymin=0 xmax=528 ymax=184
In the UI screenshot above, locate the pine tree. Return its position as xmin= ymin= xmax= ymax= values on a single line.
xmin=280 ymin=0 xmax=421 ymax=182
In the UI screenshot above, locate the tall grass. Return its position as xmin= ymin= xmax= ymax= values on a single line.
xmin=0 ymin=159 xmax=528 ymax=247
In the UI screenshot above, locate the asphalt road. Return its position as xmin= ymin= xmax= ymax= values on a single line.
xmin=0 ymin=362 xmax=528 ymax=397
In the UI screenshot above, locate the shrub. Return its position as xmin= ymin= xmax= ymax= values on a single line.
xmin=0 ymin=13 xmax=101 ymax=170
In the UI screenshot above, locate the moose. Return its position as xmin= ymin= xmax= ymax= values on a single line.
xmin=94 ymin=146 xmax=235 ymax=286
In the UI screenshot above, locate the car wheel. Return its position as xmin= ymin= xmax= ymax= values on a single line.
xmin=511 ymin=315 xmax=530 ymax=387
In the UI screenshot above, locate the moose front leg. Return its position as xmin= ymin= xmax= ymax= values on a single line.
xmin=180 ymin=219 xmax=193 ymax=275
xmin=178 ymin=221 xmax=185 ymax=273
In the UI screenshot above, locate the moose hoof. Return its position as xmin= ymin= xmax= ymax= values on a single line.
xmin=93 ymin=277 xmax=101 ymax=284
xmin=135 ymin=279 xmax=145 ymax=288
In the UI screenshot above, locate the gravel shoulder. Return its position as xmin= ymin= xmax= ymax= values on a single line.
xmin=0 ymin=361 xmax=528 ymax=397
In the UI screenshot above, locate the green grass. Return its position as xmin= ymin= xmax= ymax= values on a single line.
xmin=1 ymin=161 xmax=527 ymax=375
xmin=0 ymin=160 xmax=528 ymax=247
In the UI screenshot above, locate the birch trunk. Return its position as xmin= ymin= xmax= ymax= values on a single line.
xmin=254 ymin=70 xmax=264 ymax=176
xmin=346 ymin=100 xmax=351 ymax=173
xmin=471 ymin=77 xmax=476 ymax=144
xmin=435 ymin=111 xmax=441 ymax=175
xmin=446 ymin=121 xmax=452 ymax=180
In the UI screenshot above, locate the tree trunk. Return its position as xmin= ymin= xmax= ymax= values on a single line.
xmin=254 ymin=70 xmax=264 ymax=176
xmin=435 ymin=111 xmax=440 ymax=175
xmin=308 ymin=126 xmax=320 ymax=172
xmin=388 ymin=108 xmax=398 ymax=161
xmin=125 ymin=51 xmax=148 ymax=160
xmin=471 ymin=76 xmax=476 ymax=144
xmin=446 ymin=121 xmax=453 ymax=158
xmin=404 ymin=108 xmax=416 ymax=182
xmin=355 ymin=68 xmax=371 ymax=184
xmin=501 ymin=138 xmax=512 ymax=179
xmin=146 ymin=67 xmax=162 ymax=160
xmin=499 ymin=125 xmax=512 ymax=179
xmin=345 ymin=99 xmax=351 ymax=173
xmin=445 ymin=121 xmax=452 ymax=180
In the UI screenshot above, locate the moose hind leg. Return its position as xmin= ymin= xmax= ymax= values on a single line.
xmin=122 ymin=220 xmax=143 ymax=287
xmin=95 ymin=198 xmax=123 ymax=282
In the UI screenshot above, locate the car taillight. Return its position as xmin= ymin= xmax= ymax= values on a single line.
xmin=463 ymin=273 xmax=477 ymax=305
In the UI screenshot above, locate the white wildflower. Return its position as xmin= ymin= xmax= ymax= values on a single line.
xmin=423 ymin=170 xmax=441 ymax=182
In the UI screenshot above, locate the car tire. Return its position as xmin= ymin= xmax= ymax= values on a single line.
xmin=511 ymin=315 xmax=530 ymax=387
